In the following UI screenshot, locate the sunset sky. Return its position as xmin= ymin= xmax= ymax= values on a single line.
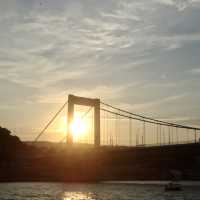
xmin=0 ymin=0 xmax=200 ymax=140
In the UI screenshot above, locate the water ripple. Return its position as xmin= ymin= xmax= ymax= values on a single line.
xmin=0 ymin=182 xmax=199 ymax=200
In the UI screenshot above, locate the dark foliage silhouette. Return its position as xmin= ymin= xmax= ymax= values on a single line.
xmin=0 ymin=127 xmax=21 ymax=146
xmin=0 ymin=126 xmax=22 ymax=162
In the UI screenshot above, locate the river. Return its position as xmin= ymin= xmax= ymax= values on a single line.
xmin=0 ymin=181 xmax=200 ymax=200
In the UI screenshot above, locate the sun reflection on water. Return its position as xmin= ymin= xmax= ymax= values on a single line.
xmin=63 ymin=192 xmax=94 ymax=200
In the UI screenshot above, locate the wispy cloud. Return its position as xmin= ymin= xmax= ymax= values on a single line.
xmin=130 ymin=93 xmax=188 ymax=111
xmin=0 ymin=0 xmax=200 ymax=137
xmin=188 ymin=68 xmax=200 ymax=74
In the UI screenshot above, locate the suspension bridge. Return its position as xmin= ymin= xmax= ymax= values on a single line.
xmin=34 ymin=94 xmax=200 ymax=148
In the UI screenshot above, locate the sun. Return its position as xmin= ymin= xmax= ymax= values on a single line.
xmin=57 ymin=112 xmax=89 ymax=142
xmin=70 ymin=114 xmax=87 ymax=141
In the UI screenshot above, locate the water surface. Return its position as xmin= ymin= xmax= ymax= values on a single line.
xmin=0 ymin=182 xmax=200 ymax=200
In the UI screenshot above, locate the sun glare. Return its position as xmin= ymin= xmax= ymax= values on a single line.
xmin=57 ymin=112 xmax=89 ymax=142
xmin=70 ymin=115 xmax=87 ymax=139
xmin=56 ymin=116 xmax=67 ymax=134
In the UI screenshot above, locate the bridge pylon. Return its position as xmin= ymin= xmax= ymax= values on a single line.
xmin=67 ymin=94 xmax=100 ymax=146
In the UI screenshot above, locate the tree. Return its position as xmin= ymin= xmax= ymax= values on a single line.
xmin=0 ymin=126 xmax=21 ymax=147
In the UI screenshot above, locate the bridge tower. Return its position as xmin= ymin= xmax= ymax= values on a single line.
xmin=67 ymin=94 xmax=100 ymax=146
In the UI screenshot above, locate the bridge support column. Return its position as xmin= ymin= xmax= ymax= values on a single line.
xmin=67 ymin=94 xmax=100 ymax=146
xmin=67 ymin=95 xmax=74 ymax=144
xmin=94 ymin=99 xmax=100 ymax=147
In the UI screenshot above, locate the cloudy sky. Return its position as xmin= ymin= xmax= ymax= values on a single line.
xmin=0 ymin=0 xmax=200 ymax=140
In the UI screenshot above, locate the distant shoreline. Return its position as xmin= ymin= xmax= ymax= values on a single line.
xmin=1 ymin=142 xmax=200 ymax=182
xmin=1 ymin=181 xmax=200 ymax=186
xmin=102 ymin=181 xmax=200 ymax=186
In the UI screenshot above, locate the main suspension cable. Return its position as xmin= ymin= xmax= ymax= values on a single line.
xmin=34 ymin=100 xmax=68 ymax=142
xmin=100 ymin=107 xmax=200 ymax=131
xmin=100 ymin=101 xmax=200 ymax=131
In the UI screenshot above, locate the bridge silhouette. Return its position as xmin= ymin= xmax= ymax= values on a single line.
xmin=34 ymin=94 xmax=200 ymax=147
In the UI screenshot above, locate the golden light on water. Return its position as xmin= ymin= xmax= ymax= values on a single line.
xmin=63 ymin=192 xmax=93 ymax=200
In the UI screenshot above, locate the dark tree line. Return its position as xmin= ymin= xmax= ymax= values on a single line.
xmin=0 ymin=127 xmax=21 ymax=146
xmin=0 ymin=126 xmax=22 ymax=160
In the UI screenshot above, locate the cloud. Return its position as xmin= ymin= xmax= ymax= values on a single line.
xmin=0 ymin=78 xmax=38 ymax=105
xmin=128 ymin=93 xmax=188 ymax=111
xmin=0 ymin=0 xmax=200 ymax=139
xmin=188 ymin=68 xmax=200 ymax=74
xmin=154 ymin=0 xmax=193 ymax=11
